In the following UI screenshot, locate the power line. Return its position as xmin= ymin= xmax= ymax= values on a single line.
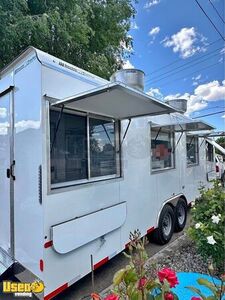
xmin=192 ymin=110 xmax=225 ymax=118
xmin=208 ymin=0 xmax=225 ymax=25
xmin=145 ymin=61 xmax=221 ymax=88
xmin=145 ymin=38 xmax=221 ymax=78
xmin=146 ymin=50 xmax=221 ymax=85
xmin=195 ymin=105 xmax=225 ymax=112
xmin=194 ymin=0 xmax=225 ymax=41
xmin=145 ymin=38 xmax=222 ymax=77
xmin=145 ymin=46 xmax=223 ymax=84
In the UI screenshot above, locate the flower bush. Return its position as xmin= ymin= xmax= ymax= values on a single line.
xmin=91 ymin=229 xmax=225 ymax=300
xmin=109 ymin=230 xmax=179 ymax=300
xmin=188 ymin=180 xmax=225 ymax=271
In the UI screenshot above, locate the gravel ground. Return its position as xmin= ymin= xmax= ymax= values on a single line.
xmin=146 ymin=239 xmax=209 ymax=276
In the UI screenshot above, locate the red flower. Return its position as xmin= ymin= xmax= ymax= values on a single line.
xmin=191 ymin=298 xmax=202 ymax=300
xmin=164 ymin=293 xmax=174 ymax=300
xmin=137 ymin=277 xmax=148 ymax=289
xmin=104 ymin=294 xmax=119 ymax=300
xmin=158 ymin=268 xmax=179 ymax=288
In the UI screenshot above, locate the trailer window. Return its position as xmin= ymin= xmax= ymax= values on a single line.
xmin=50 ymin=109 xmax=120 ymax=186
xmin=50 ymin=110 xmax=88 ymax=184
xmin=186 ymin=136 xmax=199 ymax=165
xmin=89 ymin=118 xmax=117 ymax=177
xmin=151 ymin=130 xmax=174 ymax=171
xmin=206 ymin=141 xmax=214 ymax=162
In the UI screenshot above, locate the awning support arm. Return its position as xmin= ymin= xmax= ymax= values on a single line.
xmin=200 ymin=136 xmax=207 ymax=148
xmin=120 ymin=119 xmax=132 ymax=147
xmin=173 ymin=131 xmax=184 ymax=153
xmin=188 ymin=135 xmax=195 ymax=148
xmin=102 ymin=124 xmax=112 ymax=145
xmin=50 ymin=105 xmax=64 ymax=153
xmin=154 ymin=127 xmax=162 ymax=141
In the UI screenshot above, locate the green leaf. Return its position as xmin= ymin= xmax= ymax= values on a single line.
xmin=155 ymin=294 xmax=163 ymax=300
xmin=113 ymin=269 xmax=126 ymax=285
xmin=130 ymin=291 xmax=139 ymax=300
xmin=172 ymin=293 xmax=179 ymax=300
xmin=124 ymin=270 xmax=138 ymax=284
xmin=197 ymin=278 xmax=217 ymax=294
xmin=147 ymin=294 xmax=155 ymax=300
xmin=186 ymin=286 xmax=207 ymax=299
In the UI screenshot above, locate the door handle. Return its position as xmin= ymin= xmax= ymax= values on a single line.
xmin=6 ymin=168 xmax=10 ymax=178
xmin=6 ymin=160 xmax=16 ymax=180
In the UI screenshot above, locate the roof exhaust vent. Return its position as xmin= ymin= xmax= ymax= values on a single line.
xmin=165 ymin=99 xmax=187 ymax=114
xmin=110 ymin=69 xmax=145 ymax=91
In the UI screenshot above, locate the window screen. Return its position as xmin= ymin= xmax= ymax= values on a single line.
xmin=186 ymin=136 xmax=199 ymax=165
xmin=89 ymin=118 xmax=117 ymax=177
xmin=151 ymin=130 xmax=174 ymax=171
xmin=206 ymin=141 xmax=214 ymax=162
xmin=50 ymin=110 xmax=87 ymax=184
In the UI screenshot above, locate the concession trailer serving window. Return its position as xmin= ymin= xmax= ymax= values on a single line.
xmin=151 ymin=129 xmax=175 ymax=171
xmin=50 ymin=109 xmax=120 ymax=186
xmin=186 ymin=135 xmax=199 ymax=166
xmin=151 ymin=116 xmax=214 ymax=172
xmin=47 ymin=82 xmax=176 ymax=188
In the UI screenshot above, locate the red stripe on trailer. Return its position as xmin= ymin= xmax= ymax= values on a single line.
xmin=44 ymin=241 xmax=53 ymax=248
xmin=94 ymin=257 xmax=109 ymax=270
xmin=44 ymin=283 xmax=68 ymax=300
xmin=40 ymin=259 xmax=44 ymax=272
xmin=147 ymin=226 xmax=155 ymax=234
xmin=125 ymin=242 xmax=130 ymax=249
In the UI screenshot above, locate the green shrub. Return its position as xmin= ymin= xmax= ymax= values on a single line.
xmin=188 ymin=181 xmax=225 ymax=271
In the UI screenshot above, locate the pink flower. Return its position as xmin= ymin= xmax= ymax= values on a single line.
xmin=164 ymin=293 xmax=174 ymax=300
xmin=104 ymin=294 xmax=119 ymax=300
xmin=191 ymin=298 xmax=202 ymax=300
xmin=158 ymin=268 xmax=179 ymax=288
xmin=137 ymin=277 xmax=148 ymax=289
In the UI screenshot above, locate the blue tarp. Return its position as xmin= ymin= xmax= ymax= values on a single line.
xmin=172 ymin=272 xmax=225 ymax=299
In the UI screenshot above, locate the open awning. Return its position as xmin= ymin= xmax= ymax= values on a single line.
xmin=151 ymin=119 xmax=214 ymax=132
xmin=186 ymin=130 xmax=224 ymax=138
xmin=206 ymin=138 xmax=225 ymax=155
xmin=48 ymin=82 xmax=176 ymax=120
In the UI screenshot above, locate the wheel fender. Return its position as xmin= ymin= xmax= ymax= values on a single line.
xmin=155 ymin=194 xmax=187 ymax=228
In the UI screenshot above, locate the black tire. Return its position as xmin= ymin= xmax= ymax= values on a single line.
xmin=153 ymin=204 xmax=175 ymax=245
xmin=174 ymin=198 xmax=187 ymax=232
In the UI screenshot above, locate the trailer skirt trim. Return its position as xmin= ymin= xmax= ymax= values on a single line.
xmin=44 ymin=283 xmax=68 ymax=300
xmin=94 ymin=257 xmax=109 ymax=270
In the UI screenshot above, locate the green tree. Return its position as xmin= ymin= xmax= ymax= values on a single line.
xmin=216 ymin=137 xmax=225 ymax=150
xmin=0 ymin=0 xmax=135 ymax=78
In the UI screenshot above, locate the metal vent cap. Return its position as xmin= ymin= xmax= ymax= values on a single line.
xmin=110 ymin=69 xmax=145 ymax=91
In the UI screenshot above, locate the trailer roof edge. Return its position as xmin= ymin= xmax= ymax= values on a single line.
xmin=0 ymin=47 xmax=107 ymax=85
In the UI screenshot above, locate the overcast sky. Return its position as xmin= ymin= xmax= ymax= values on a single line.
xmin=125 ymin=0 xmax=225 ymax=131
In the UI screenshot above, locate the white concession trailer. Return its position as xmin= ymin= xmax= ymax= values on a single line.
xmin=0 ymin=47 xmax=218 ymax=299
